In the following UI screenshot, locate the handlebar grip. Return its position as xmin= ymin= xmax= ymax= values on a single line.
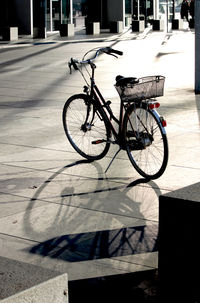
xmin=110 ymin=48 xmax=123 ymax=56
xmin=70 ymin=58 xmax=79 ymax=70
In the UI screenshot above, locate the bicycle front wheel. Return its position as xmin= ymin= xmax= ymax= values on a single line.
xmin=63 ymin=94 xmax=110 ymax=160
xmin=123 ymin=102 xmax=168 ymax=179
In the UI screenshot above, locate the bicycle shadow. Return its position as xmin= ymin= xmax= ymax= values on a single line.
xmin=23 ymin=159 xmax=161 ymax=264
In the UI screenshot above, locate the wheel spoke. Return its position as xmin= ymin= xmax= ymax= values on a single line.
xmin=63 ymin=95 xmax=110 ymax=160
xmin=124 ymin=104 xmax=168 ymax=179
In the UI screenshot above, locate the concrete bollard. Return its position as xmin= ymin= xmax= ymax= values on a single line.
xmin=172 ymin=19 xmax=184 ymax=30
xmin=1 ymin=27 xmax=18 ymax=41
xmin=110 ymin=21 xmax=123 ymax=33
xmin=132 ymin=20 xmax=145 ymax=32
xmin=60 ymin=24 xmax=74 ymax=37
xmin=152 ymin=20 xmax=164 ymax=31
xmin=86 ymin=22 xmax=100 ymax=35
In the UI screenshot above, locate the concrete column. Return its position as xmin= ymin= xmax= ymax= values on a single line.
xmin=70 ymin=0 xmax=73 ymax=24
xmin=107 ymin=0 xmax=125 ymax=25
xmin=153 ymin=0 xmax=159 ymax=20
xmin=195 ymin=0 xmax=200 ymax=93
xmin=33 ymin=0 xmax=46 ymax=38
xmin=123 ymin=0 xmax=125 ymax=28
xmin=50 ymin=0 xmax=53 ymax=31
xmin=13 ymin=0 xmax=32 ymax=34
xmin=30 ymin=0 xmax=33 ymax=35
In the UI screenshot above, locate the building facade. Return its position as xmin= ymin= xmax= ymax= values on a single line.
xmin=0 ymin=0 xmax=179 ymax=36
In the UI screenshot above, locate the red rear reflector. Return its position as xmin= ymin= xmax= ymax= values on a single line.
xmin=149 ymin=102 xmax=160 ymax=109
xmin=149 ymin=104 xmax=154 ymax=109
xmin=162 ymin=120 xmax=167 ymax=127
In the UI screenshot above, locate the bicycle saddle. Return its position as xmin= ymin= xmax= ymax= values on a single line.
xmin=115 ymin=75 xmax=138 ymax=86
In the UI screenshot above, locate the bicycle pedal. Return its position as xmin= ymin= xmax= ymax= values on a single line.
xmin=92 ymin=139 xmax=105 ymax=144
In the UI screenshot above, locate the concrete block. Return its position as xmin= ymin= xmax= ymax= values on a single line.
xmin=152 ymin=20 xmax=164 ymax=31
xmin=110 ymin=21 xmax=123 ymax=33
xmin=172 ymin=19 xmax=184 ymax=30
xmin=0 ymin=256 xmax=68 ymax=302
xmin=86 ymin=22 xmax=100 ymax=35
xmin=132 ymin=20 xmax=145 ymax=32
xmin=1 ymin=27 xmax=18 ymax=41
xmin=159 ymin=182 xmax=200 ymax=302
xmin=60 ymin=24 xmax=74 ymax=37
xmin=1 ymin=274 xmax=68 ymax=303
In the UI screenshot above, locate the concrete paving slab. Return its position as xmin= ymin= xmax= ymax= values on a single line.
xmin=168 ymin=145 xmax=200 ymax=168
xmin=0 ymin=158 xmax=133 ymax=189
xmin=155 ymin=165 xmax=200 ymax=191
xmin=0 ymin=87 xmax=76 ymax=101
xmin=42 ymin=180 xmax=162 ymax=221
xmin=0 ymin=143 xmax=155 ymax=181
xmin=114 ymin=251 xmax=158 ymax=268
xmin=0 ymin=79 xmax=83 ymax=95
xmin=0 ymin=145 xmax=74 ymax=165
xmin=0 ymin=202 xmax=148 ymax=242
xmin=0 ymin=193 xmax=46 ymax=218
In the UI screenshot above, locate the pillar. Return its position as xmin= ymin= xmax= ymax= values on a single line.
xmin=107 ymin=0 xmax=125 ymax=26
xmin=153 ymin=0 xmax=159 ymax=20
xmin=33 ymin=0 xmax=46 ymax=38
xmin=195 ymin=0 xmax=200 ymax=93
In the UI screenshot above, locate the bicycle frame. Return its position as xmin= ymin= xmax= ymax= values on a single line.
xmin=88 ymin=62 xmax=127 ymax=148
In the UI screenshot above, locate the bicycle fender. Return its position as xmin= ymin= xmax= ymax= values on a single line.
xmin=152 ymin=109 xmax=167 ymax=135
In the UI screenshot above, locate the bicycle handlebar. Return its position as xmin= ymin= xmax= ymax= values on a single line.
xmin=105 ymin=47 xmax=123 ymax=56
xmin=68 ymin=47 xmax=123 ymax=73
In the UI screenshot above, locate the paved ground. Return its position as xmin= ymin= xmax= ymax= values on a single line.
xmin=0 ymin=25 xmax=200 ymax=301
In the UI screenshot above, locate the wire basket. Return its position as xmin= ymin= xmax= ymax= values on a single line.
xmin=115 ymin=75 xmax=165 ymax=102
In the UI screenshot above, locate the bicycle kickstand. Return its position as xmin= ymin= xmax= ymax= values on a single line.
xmin=105 ymin=147 xmax=122 ymax=174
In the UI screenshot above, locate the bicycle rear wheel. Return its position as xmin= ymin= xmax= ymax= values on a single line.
xmin=63 ymin=94 xmax=110 ymax=160
xmin=123 ymin=102 xmax=168 ymax=179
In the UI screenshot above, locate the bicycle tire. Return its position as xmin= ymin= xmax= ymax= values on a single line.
xmin=63 ymin=94 xmax=111 ymax=160
xmin=123 ymin=102 xmax=168 ymax=179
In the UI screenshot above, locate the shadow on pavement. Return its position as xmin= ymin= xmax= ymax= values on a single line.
xmin=22 ymin=159 xmax=161 ymax=265
xmin=23 ymin=159 xmax=161 ymax=302
xmin=29 ymin=225 xmax=158 ymax=262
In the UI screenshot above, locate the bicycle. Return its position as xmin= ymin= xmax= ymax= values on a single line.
xmin=62 ymin=47 xmax=168 ymax=180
